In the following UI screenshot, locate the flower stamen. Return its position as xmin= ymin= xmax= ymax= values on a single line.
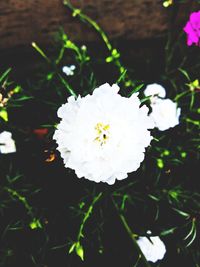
xmin=94 ymin=122 xmax=110 ymax=145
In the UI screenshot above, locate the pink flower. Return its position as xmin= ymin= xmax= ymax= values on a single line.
xmin=183 ymin=11 xmax=200 ymax=46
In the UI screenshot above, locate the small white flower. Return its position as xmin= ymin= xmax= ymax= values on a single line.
xmin=150 ymin=98 xmax=181 ymax=131
xmin=137 ymin=235 xmax=166 ymax=263
xmin=81 ymin=45 xmax=87 ymax=51
xmin=0 ymin=131 xmax=16 ymax=154
xmin=144 ymin=83 xmax=166 ymax=100
xmin=54 ymin=83 xmax=154 ymax=184
xmin=62 ymin=65 xmax=76 ymax=76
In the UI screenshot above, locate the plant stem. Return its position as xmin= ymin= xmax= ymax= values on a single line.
xmin=112 ymin=197 xmax=151 ymax=267
xmin=64 ymin=1 xmax=112 ymax=51
xmin=32 ymin=42 xmax=77 ymax=97
xmin=64 ymin=1 xmax=134 ymax=86
xmin=58 ymin=73 xmax=77 ymax=97
xmin=4 ymin=187 xmax=33 ymax=217
xmin=77 ymin=192 xmax=102 ymax=242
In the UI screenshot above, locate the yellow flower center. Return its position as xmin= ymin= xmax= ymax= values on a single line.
xmin=94 ymin=122 xmax=110 ymax=145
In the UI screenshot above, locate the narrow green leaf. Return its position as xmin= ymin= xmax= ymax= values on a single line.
xmin=0 ymin=68 xmax=12 ymax=83
xmin=160 ymin=227 xmax=177 ymax=236
xmin=178 ymin=68 xmax=190 ymax=81
xmin=69 ymin=243 xmax=76 ymax=254
xmin=186 ymin=227 xmax=197 ymax=247
xmin=172 ymin=207 xmax=190 ymax=218
xmin=75 ymin=242 xmax=84 ymax=261
xmin=184 ymin=221 xmax=195 ymax=241
xmin=0 ymin=109 xmax=8 ymax=121
xmin=128 ymin=84 xmax=144 ymax=96
xmin=148 ymin=194 xmax=160 ymax=201
xmin=190 ymin=92 xmax=195 ymax=110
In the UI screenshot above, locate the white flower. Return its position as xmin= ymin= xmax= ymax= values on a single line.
xmin=62 ymin=65 xmax=76 ymax=76
xmin=144 ymin=83 xmax=181 ymax=131
xmin=0 ymin=131 xmax=16 ymax=154
xmin=81 ymin=45 xmax=87 ymax=51
xmin=144 ymin=83 xmax=166 ymax=100
xmin=137 ymin=235 xmax=166 ymax=263
xmin=53 ymin=83 xmax=154 ymax=184
xmin=150 ymin=98 xmax=181 ymax=131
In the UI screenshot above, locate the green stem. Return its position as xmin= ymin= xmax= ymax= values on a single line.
xmin=64 ymin=1 xmax=132 ymax=85
xmin=32 ymin=42 xmax=77 ymax=97
xmin=58 ymin=73 xmax=77 ymax=97
xmin=64 ymin=1 xmax=112 ymax=51
xmin=56 ymin=45 xmax=66 ymax=65
xmin=112 ymin=197 xmax=151 ymax=267
xmin=77 ymin=192 xmax=102 ymax=242
xmin=5 ymin=187 xmax=42 ymax=230
xmin=4 ymin=187 xmax=33 ymax=217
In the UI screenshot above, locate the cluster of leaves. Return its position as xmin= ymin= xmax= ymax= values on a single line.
xmin=0 ymin=1 xmax=200 ymax=266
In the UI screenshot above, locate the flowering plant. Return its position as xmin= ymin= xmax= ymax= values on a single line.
xmin=0 ymin=1 xmax=200 ymax=267
xmin=184 ymin=10 xmax=200 ymax=46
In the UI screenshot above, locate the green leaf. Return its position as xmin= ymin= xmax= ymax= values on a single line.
xmin=116 ymin=69 xmax=127 ymax=83
xmin=112 ymin=49 xmax=118 ymax=56
xmin=172 ymin=207 xmax=190 ymax=218
xmin=125 ymin=80 xmax=132 ymax=87
xmin=190 ymin=92 xmax=195 ymax=110
xmin=111 ymin=49 xmax=120 ymax=58
xmin=186 ymin=227 xmax=196 ymax=247
xmin=157 ymin=158 xmax=164 ymax=169
xmin=105 ymin=56 xmax=113 ymax=63
xmin=120 ymin=195 xmax=128 ymax=210
xmin=184 ymin=219 xmax=196 ymax=243
xmin=181 ymin=152 xmax=187 ymax=158
xmin=162 ymin=150 xmax=170 ymax=156
xmin=29 ymin=218 xmax=42 ymax=230
xmin=160 ymin=227 xmax=177 ymax=236
xmin=14 ymin=96 xmax=33 ymax=101
xmin=192 ymin=79 xmax=199 ymax=88
xmin=47 ymin=72 xmax=54 ymax=81
xmin=69 ymin=243 xmax=76 ymax=254
xmin=0 ymin=109 xmax=8 ymax=121
xmin=75 ymin=242 xmax=84 ymax=261
xmin=128 ymin=84 xmax=144 ymax=96
xmin=148 ymin=194 xmax=160 ymax=201
xmin=178 ymin=68 xmax=190 ymax=81
xmin=0 ymin=68 xmax=12 ymax=83
xmin=58 ymin=74 xmax=76 ymax=97
xmin=185 ymin=118 xmax=200 ymax=126
xmin=13 ymin=86 xmax=22 ymax=93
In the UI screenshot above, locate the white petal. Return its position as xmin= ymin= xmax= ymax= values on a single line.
xmin=0 ymin=131 xmax=16 ymax=154
xmin=137 ymin=236 xmax=166 ymax=263
xmin=150 ymin=98 xmax=181 ymax=131
xmin=144 ymin=83 xmax=166 ymax=98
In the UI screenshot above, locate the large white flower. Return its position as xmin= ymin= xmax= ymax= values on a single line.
xmin=150 ymin=98 xmax=181 ymax=131
xmin=53 ymin=83 xmax=154 ymax=184
xmin=144 ymin=83 xmax=166 ymax=99
xmin=0 ymin=131 xmax=16 ymax=154
xmin=137 ymin=235 xmax=166 ymax=263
